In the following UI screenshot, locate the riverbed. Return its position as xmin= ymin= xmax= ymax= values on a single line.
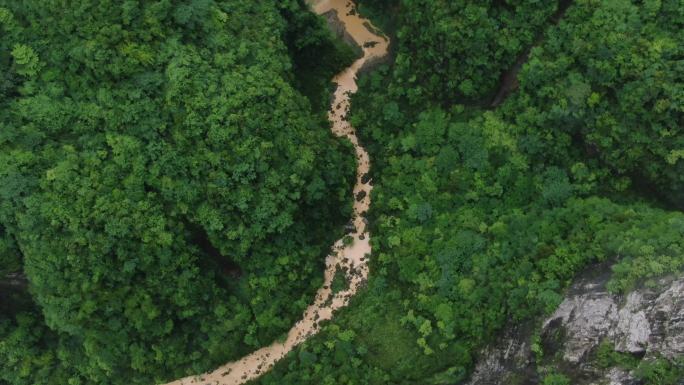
xmin=161 ymin=1 xmax=389 ymax=383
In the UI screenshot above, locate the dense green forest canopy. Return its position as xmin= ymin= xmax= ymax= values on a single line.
xmin=0 ymin=0 xmax=683 ymax=384
xmin=255 ymin=0 xmax=684 ymax=384
xmin=0 ymin=0 xmax=357 ymax=384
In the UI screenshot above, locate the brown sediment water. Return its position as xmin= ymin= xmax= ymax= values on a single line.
xmin=160 ymin=1 xmax=389 ymax=384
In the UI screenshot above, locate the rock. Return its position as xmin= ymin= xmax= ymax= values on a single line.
xmin=465 ymin=274 xmax=684 ymax=385
xmin=344 ymin=222 xmax=356 ymax=233
xmin=601 ymin=367 xmax=639 ymax=385
xmin=466 ymin=325 xmax=537 ymax=385
xmin=361 ymin=173 xmax=372 ymax=184
xmin=614 ymin=292 xmax=650 ymax=355
xmin=546 ymin=275 xmax=684 ymax=365
xmin=544 ymin=291 xmax=618 ymax=363
xmin=645 ymin=279 xmax=684 ymax=359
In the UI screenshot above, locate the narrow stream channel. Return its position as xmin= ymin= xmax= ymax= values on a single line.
xmin=161 ymin=1 xmax=389 ymax=383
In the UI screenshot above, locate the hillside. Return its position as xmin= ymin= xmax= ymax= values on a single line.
xmin=1 ymin=1 xmax=683 ymax=385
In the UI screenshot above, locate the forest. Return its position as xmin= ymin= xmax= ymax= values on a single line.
xmin=1 ymin=0 xmax=683 ymax=384
xmin=1 ymin=0 xmax=357 ymax=383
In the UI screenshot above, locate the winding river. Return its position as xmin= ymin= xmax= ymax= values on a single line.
xmin=161 ymin=1 xmax=389 ymax=384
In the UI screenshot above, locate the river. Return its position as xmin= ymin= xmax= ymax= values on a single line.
xmin=161 ymin=1 xmax=389 ymax=383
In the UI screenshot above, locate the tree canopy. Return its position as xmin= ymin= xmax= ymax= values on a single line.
xmin=0 ymin=1 xmax=357 ymax=384
xmin=254 ymin=0 xmax=684 ymax=383
xmin=1 ymin=0 xmax=683 ymax=384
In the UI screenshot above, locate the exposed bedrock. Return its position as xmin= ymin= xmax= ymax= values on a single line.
xmin=466 ymin=274 xmax=684 ymax=385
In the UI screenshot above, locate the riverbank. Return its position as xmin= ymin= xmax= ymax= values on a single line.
xmin=159 ymin=1 xmax=390 ymax=384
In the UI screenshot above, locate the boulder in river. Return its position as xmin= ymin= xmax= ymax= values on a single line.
xmin=361 ymin=173 xmax=372 ymax=184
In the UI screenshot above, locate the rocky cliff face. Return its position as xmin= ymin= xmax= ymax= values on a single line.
xmin=466 ymin=273 xmax=684 ymax=385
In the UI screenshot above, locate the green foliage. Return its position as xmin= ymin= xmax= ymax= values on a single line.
xmin=10 ymin=44 xmax=40 ymax=77
xmin=342 ymin=235 xmax=355 ymax=246
xmin=543 ymin=341 xmax=684 ymax=385
xmin=606 ymin=215 xmax=684 ymax=293
xmin=368 ymin=0 xmax=558 ymax=104
xmin=330 ymin=269 xmax=348 ymax=295
xmin=2 ymin=0 xmax=683 ymax=384
xmin=590 ymin=341 xmax=684 ymax=385
xmin=593 ymin=340 xmax=641 ymax=370
xmin=531 ymin=333 xmax=544 ymax=362
xmin=0 ymin=1 xmax=355 ymax=384
xmin=541 ymin=372 xmax=571 ymax=385
xmin=0 ymin=226 xmax=20 ymax=276
xmin=256 ymin=0 xmax=684 ymax=384
xmin=506 ymin=0 xmax=684 ymax=208
xmin=278 ymin=0 xmax=360 ymax=111
xmin=636 ymin=357 xmax=684 ymax=385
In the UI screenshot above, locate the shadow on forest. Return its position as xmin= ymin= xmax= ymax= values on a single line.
xmin=0 ymin=273 xmax=31 ymax=315
xmin=490 ymin=0 xmax=574 ymax=107
xmin=183 ymin=220 xmax=243 ymax=283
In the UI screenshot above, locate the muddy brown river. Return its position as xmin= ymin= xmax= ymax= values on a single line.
xmin=161 ymin=1 xmax=388 ymax=384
